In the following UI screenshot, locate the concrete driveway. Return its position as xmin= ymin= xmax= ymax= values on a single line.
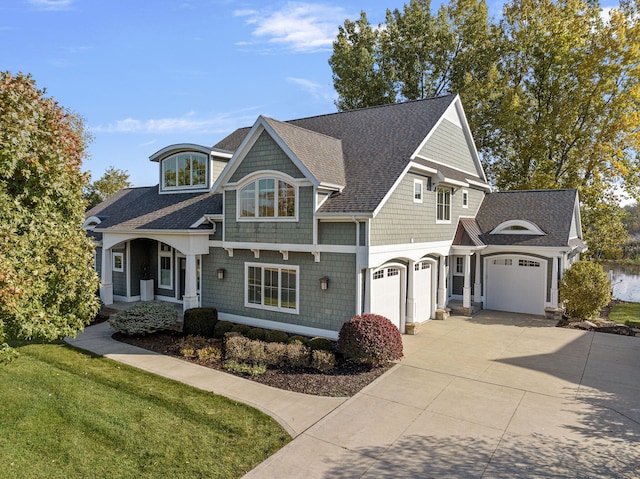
xmin=244 ymin=311 xmax=640 ymax=478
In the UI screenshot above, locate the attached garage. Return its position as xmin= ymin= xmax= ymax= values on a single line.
xmin=413 ymin=261 xmax=433 ymax=322
xmin=371 ymin=265 xmax=404 ymax=329
xmin=485 ymin=256 xmax=547 ymax=315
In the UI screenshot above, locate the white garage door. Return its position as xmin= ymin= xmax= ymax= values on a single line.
xmin=414 ymin=261 xmax=432 ymax=321
xmin=485 ymin=256 xmax=546 ymax=315
xmin=371 ymin=266 xmax=402 ymax=329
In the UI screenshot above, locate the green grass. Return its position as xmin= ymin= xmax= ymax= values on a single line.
xmin=609 ymin=302 xmax=640 ymax=328
xmin=0 ymin=342 xmax=289 ymax=479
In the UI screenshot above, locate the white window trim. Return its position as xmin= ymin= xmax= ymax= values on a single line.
xmin=236 ymin=174 xmax=299 ymax=222
xmin=436 ymin=187 xmax=452 ymax=224
xmin=413 ymin=179 xmax=423 ymax=203
xmin=490 ymin=220 xmax=546 ymax=235
xmin=161 ymin=152 xmax=209 ymax=192
xmin=158 ymin=243 xmax=173 ymax=290
xmin=453 ymin=256 xmax=464 ymax=276
xmin=112 ymin=252 xmax=124 ymax=273
xmin=244 ymin=262 xmax=300 ymax=314
xmin=462 ymin=189 xmax=469 ymax=208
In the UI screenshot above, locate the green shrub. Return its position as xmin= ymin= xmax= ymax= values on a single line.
xmin=285 ymin=342 xmax=310 ymax=368
xmin=247 ymin=328 xmax=266 ymax=341
xmin=308 ymin=337 xmax=335 ymax=352
xmin=338 ymin=314 xmax=404 ymax=366
xmin=311 ymin=350 xmax=336 ymax=372
xmin=109 ymin=302 xmax=177 ymax=335
xmin=231 ymin=324 xmax=251 ymax=336
xmin=224 ymin=360 xmax=267 ymax=376
xmin=560 ymin=260 xmax=611 ymax=319
xmin=214 ymin=320 xmax=234 ymax=339
xmin=183 ymin=308 xmax=218 ymax=338
xmin=288 ymin=335 xmax=308 ymax=345
xmin=265 ymin=330 xmax=289 ymax=343
xmin=197 ymin=345 xmax=223 ymax=361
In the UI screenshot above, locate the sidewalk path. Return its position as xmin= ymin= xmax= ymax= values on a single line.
xmin=65 ymin=321 xmax=346 ymax=438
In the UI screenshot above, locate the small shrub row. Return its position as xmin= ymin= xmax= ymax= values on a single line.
xmin=109 ymin=302 xmax=177 ymax=335
xmin=224 ymin=335 xmax=335 ymax=372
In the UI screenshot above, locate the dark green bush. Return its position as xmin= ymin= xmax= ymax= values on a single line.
xmin=308 ymin=337 xmax=335 ymax=352
xmin=560 ymin=260 xmax=611 ymax=319
xmin=338 ymin=314 xmax=404 ymax=366
xmin=247 ymin=328 xmax=266 ymax=341
xmin=288 ymin=335 xmax=308 ymax=345
xmin=264 ymin=330 xmax=289 ymax=343
xmin=214 ymin=320 xmax=234 ymax=339
xmin=183 ymin=308 xmax=218 ymax=338
xmin=231 ymin=324 xmax=251 ymax=336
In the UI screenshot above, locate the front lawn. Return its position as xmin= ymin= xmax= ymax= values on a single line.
xmin=0 ymin=342 xmax=289 ymax=479
xmin=609 ymin=302 xmax=640 ymax=328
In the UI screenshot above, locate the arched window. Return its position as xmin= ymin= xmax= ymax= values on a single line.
xmin=490 ymin=220 xmax=546 ymax=235
xmin=162 ymin=152 xmax=207 ymax=189
xmin=238 ymin=178 xmax=296 ymax=219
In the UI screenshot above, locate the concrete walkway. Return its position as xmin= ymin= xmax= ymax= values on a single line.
xmin=67 ymin=311 xmax=640 ymax=478
xmin=65 ymin=321 xmax=346 ymax=438
xmin=244 ymin=311 xmax=640 ymax=478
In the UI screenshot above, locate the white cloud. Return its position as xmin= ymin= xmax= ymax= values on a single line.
xmin=28 ymin=0 xmax=73 ymax=11
xmin=287 ymin=77 xmax=335 ymax=102
xmin=234 ymin=2 xmax=349 ymax=53
xmin=92 ymin=110 xmax=258 ymax=135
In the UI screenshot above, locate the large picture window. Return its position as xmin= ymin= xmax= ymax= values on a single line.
xmin=245 ymin=263 xmax=298 ymax=313
xmin=162 ymin=153 xmax=207 ymax=190
xmin=238 ymin=178 xmax=296 ymax=219
xmin=436 ymin=187 xmax=451 ymax=222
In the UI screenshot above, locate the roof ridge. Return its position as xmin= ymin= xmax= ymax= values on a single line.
xmin=262 ymin=116 xmax=342 ymax=142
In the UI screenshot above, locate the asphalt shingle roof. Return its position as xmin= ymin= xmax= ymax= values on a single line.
xmin=475 ymin=189 xmax=579 ymax=247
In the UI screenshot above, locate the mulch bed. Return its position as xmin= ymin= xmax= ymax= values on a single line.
xmin=113 ymin=331 xmax=392 ymax=397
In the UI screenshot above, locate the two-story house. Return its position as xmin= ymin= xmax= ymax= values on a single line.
xmin=86 ymin=94 xmax=586 ymax=338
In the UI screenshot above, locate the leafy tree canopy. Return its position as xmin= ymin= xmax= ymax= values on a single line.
xmin=329 ymin=0 xmax=640 ymax=258
xmin=0 ymin=72 xmax=100 ymax=362
xmin=84 ymin=165 xmax=131 ymax=210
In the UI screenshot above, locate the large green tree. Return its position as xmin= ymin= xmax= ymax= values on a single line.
xmin=329 ymin=0 xmax=640 ymax=258
xmin=0 ymin=72 xmax=100 ymax=362
xmin=84 ymin=165 xmax=131 ymax=209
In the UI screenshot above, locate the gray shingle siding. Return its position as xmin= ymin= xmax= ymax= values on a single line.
xmin=201 ymin=249 xmax=356 ymax=332
xmin=318 ymin=222 xmax=357 ymax=245
xmin=229 ymin=131 xmax=305 ymax=182
xmin=419 ymin=119 xmax=478 ymax=174
xmin=370 ymin=172 xmax=484 ymax=246
xmin=225 ymin=187 xmax=314 ymax=244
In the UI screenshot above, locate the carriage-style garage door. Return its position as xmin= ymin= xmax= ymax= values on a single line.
xmin=485 ymin=256 xmax=546 ymax=315
xmin=371 ymin=266 xmax=402 ymax=329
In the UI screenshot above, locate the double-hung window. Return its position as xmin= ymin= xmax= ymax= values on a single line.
xmin=158 ymin=243 xmax=173 ymax=289
xmin=413 ymin=179 xmax=423 ymax=203
xmin=238 ymin=178 xmax=296 ymax=220
xmin=436 ymin=187 xmax=451 ymax=222
xmin=245 ymin=263 xmax=299 ymax=313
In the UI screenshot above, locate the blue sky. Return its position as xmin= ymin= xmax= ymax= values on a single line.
xmin=2 ymin=0 xmax=616 ymax=188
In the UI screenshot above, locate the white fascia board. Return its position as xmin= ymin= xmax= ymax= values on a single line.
xmin=415 ymin=154 xmax=480 ymax=179
xmin=467 ymin=178 xmax=492 ymax=191
xmin=408 ymin=162 xmax=438 ymax=175
xmin=315 ymin=212 xmax=373 ymax=220
xmin=454 ymin=98 xmax=488 ymax=183
xmin=219 ymin=241 xmax=356 ymax=254
xmin=99 ymin=229 xmax=211 ymax=254
xmin=451 ymin=245 xmax=486 ymax=253
xmin=210 ymin=148 xmax=233 ymax=159
xmin=367 ymin=240 xmax=452 ymax=267
xmin=317 ymin=181 xmax=344 ymax=192
xmin=190 ymin=214 xmax=220 ymax=229
xmin=481 ymin=245 xmax=572 ymax=255
xmin=435 ymin=171 xmax=469 ymax=188
xmin=149 ymin=143 xmax=211 ymax=162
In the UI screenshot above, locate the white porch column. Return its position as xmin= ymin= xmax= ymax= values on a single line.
xmin=363 ymin=268 xmax=373 ymax=314
xmin=183 ymin=254 xmax=199 ymax=312
xmin=463 ymin=253 xmax=472 ymax=309
xmin=406 ymin=261 xmax=416 ymax=324
xmin=437 ymin=256 xmax=447 ymax=309
xmin=474 ymin=252 xmax=482 ymax=303
xmin=100 ymin=247 xmax=113 ymax=305
xmin=550 ymin=256 xmax=559 ymax=307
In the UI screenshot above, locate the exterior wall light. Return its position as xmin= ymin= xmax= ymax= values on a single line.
xmin=320 ymin=277 xmax=329 ymax=290
xmin=217 ymin=268 xmax=225 ymax=280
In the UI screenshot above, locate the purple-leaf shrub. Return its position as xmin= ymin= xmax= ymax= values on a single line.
xmin=338 ymin=314 xmax=403 ymax=366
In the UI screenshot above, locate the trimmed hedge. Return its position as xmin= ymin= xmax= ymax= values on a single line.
xmin=264 ymin=330 xmax=289 ymax=343
xmin=338 ymin=314 xmax=403 ymax=366
xmin=214 ymin=320 xmax=234 ymax=339
xmin=183 ymin=308 xmax=218 ymax=338
xmin=308 ymin=337 xmax=335 ymax=352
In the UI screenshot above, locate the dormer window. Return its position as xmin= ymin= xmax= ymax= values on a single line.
xmin=238 ymin=177 xmax=297 ymax=220
xmin=162 ymin=153 xmax=207 ymax=190
xmin=490 ymin=220 xmax=546 ymax=235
